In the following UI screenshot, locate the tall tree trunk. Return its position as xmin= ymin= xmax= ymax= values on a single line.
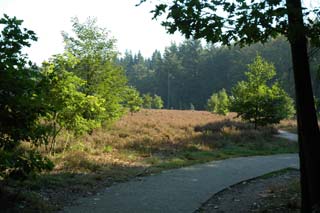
xmin=286 ymin=0 xmax=320 ymax=212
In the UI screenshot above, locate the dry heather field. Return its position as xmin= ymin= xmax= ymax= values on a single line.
xmin=3 ymin=109 xmax=298 ymax=212
xmin=51 ymin=110 xmax=296 ymax=174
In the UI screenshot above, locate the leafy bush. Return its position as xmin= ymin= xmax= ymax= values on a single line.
xmin=206 ymin=89 xmax=230 ymax=115
xmin=152 ymin=95 xmax=164 ymax=109
xmin=142 ymin=94 xmax=153 ymax=109
xmin=141 ymin=94 xmax=164 ymax=109
xmin=230 ymin=55 xmax=295 ymax=128
xmin=122 ymin=87 xmax=143 ymax=113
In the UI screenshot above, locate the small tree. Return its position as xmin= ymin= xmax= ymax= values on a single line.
xmin=142 ymin=94 xmax=153 ymax=109
xmin=40 ymin=57 xmax=105 ymax=154
xmin=231 ymin=56 xmax=294 ymax=128
xmin=62 ymin=17 xmax=130 ymax=123
xmin=206 ymin=89 xmax=230 ymax=115
xmin=152 ymin=95 xmax=164 ymax=109
xmin=122 ymin=87 xmax=143 ymax=114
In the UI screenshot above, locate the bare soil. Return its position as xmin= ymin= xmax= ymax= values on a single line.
xmin=195 ymin=169 xmax=300 ymax=213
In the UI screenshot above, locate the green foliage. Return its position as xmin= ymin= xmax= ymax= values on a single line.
xmin=103 ymin=145 xmax=113 ymax=153
xmin=40 ymin=57 xmax=105 ymax=154
xmin=140 ymin=0 xmax=320 ymax=47
xmin=207 ymin=94 xmax=218 ymax=113
xmin=122 ymin=87 xmax=143 ymax=113
xmin=62 ymin=17 xmax=130 ymax=123
xmin=231 ymin=56 xmax=295 ymax=128
xmin=0 ymin=14 xmax=53 ymax=180
xmin=152 ymin=95 xmax=164 ymax=109
xmin=206 ymin=89 xmax=230 ymax=115
xmin=0 ymin=14 xmax=39 ymax=150
xmin=118 ymin=38 xmax=301 ymax=110
xmin=142 ymin=94 xmax=153 ymax=109
xmin=95 ymin=63 xmax=129 ymax=121
xmin=141 ymin=94 xmax=164 ymax=109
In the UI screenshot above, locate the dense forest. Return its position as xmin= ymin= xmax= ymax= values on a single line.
xmin=118 ymin=37 xmax=320 ymax=110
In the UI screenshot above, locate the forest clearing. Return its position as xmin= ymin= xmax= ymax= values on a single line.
xmin=2 ymin=0 xmax=320 ymax=211
xmin=2 ymin=109 xmax=297 ymax=212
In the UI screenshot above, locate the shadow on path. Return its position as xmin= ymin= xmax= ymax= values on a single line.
xmin=63 ymin=153 xmax=299 ymax=213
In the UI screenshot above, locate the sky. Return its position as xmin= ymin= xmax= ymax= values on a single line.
xmin=0 ymin=0 xmax=184 ymax=64
xmin=1 ymin=0 xmax=319 ymax=65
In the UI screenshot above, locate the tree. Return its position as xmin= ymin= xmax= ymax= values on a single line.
xmin=231 ymin=56 xmax=294 ymax=128
xmin=206 ymin=89 xmax=230 ymax=115
xmin=62 ymin=17 xmax=117 ymax=95
xmin=142 ymin=93 xmax=153 ymax=109
xmin=0 ymin=15 xmax=53 ymax=180
xmin=122 ymin=87 xmax=143 ymax=114
xmin=118 ymin=38 xmax=300 ymax=110
xmin=62 ymin=17 xmax=130 ymax=123
xmin=40 ymin=56 xmax=105 ymax=154
xmin=152 ymin=95 xmax=164 ymax=109
xmin=138 ymin=0 xmax=320 ymax=210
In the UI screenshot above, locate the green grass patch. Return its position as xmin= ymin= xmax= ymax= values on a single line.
xmin=145 ymin=135 xmax=298 ymax=174
xmin=145 ymin=137 xmax=298 ymax=173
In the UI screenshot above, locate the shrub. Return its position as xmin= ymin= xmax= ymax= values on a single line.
xmin=122 ymin=87 xmax=143 ymax=113
xmin=206 ymin=89 xmax=230 ymax=115
xmin=230 ymin=55 xmax=295 ymax=128
xmin=142 ymin=94 xmax=153 ymax=109
xmin=152 ymin=95 xmax=164 ymax=109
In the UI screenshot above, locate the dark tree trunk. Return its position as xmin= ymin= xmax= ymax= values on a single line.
xmin=286 ymin=0 xmax=320 ymax=212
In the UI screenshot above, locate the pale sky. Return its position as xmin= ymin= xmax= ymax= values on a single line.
xmin=0 ymin=0 xmax=184 ymax=64
xmin=1 ymin=0 xmax=319 ymax=65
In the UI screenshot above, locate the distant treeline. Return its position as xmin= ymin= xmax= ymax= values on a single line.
xmin=118 ymin=37 xmax=320 ymax=110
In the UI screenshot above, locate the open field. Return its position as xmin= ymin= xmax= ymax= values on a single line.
xmin=2 ymin=110 xmax=298 ymax=212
